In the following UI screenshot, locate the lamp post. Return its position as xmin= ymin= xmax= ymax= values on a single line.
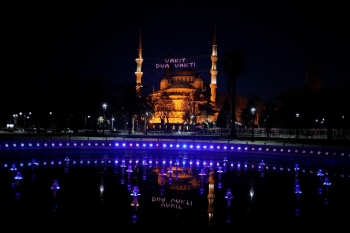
xmin=49 ymin=112 xmax=53 ymax=132
xmin=251 ymin=107 xmax=256 ymax=142
xmin=296 ymin=113 xmax=299 ymax=140
xmin=85 ymin=115 xmax=90 ymax=129
xmin=111 ymin=115 xmax=114 ymax=132
xmin=13 ymin=114 xmax=18 ymax=129
xmin=102 ymin=104 xmax=107 ymax=136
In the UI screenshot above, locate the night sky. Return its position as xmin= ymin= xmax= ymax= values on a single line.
xmin=3 ymin=1 xmax=349 ymax=115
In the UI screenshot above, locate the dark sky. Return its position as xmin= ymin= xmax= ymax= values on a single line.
xmin=3 ymin=1 xmax=349 ymax=113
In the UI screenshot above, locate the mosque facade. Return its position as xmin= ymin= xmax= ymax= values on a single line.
xmin=135 ymin=28 xmax=219 ymax=130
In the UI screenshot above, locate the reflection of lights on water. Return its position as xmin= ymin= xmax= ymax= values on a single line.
xmin=11 ymin=164 xmax=17 ymax=171
xmin=294 ymin=164 xmax=299 ymax=171
xmin=323 ymin=177 xmax=331 ymax=186
xmin=199 ymin=169 xmax=206 ymax=176
xmin=250 ymin=187 xmax=254 ymax=199
xmin=294 ymin=184 xmax=302 ymax=194
xmin=224 ymin=189 xmax=233 ymax=200
xmin=317 ymin=169 xmax=324 ymax=176
xmin=14 ymin=171 xmax=23 ymax=180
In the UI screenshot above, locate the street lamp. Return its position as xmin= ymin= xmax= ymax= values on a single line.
xmin=102 ymin=104 xmax=107 ymax=136
xmin=111 ymin=115 xmax=114 ymax=132
xmin=251 ymin=107 xmax=256 ymax=142
xmin=85 ymin=115 xmax=90 ymax=128
xmin=13 ymin=114 xmax=18 ymax=129
xmin=50 ymin=112 xmax=53 ymax=132
xmin=296 ymin=113 xmax=299 ymax=140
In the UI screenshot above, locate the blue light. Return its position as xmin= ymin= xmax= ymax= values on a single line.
xmin=51 ymin=180 xmax=60 ymax=190
xmin=294 ymin=184 xmax=302 ymax=194
xmin=317 ymin=169 xmax=324 ymax=176
xmin=323 ymin=177 xmax=331 ymax=186
xmin=14 ymin=172 xmax=23 ymax=180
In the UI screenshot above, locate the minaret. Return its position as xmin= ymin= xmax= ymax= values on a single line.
xmin=135 ymin=30 xmax=143 ymax=85
xmin=210 ymin=26 xmax=218 ymax=103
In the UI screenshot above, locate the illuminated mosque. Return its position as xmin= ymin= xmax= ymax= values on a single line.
xmin=135 ymin=28 xmax=220 ymax=129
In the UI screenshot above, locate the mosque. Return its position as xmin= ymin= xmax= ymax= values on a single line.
xmin=134 ymin=28 xmax=220 ymax=131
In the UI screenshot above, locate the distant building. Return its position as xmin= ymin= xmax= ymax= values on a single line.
xmin=135 ymin=28 xmax=219 ymax=128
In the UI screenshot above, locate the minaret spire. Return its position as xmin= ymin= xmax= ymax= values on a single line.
xmin=135 ymin=30 xmax=143 ymax=85
xmin=210 ymin=26 xmax=218 ymax=103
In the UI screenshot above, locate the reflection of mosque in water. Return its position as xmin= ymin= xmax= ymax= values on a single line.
xmin=155 ymin=165 xmax=201 ymax=190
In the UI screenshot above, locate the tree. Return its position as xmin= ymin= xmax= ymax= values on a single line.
xmin=182 ymin=96 xmax=196 ymax=124
xmin=154 ymin=93 xmax=175 ymax=126
xmin=221 ymin=48 xmax=247 ymax=138
xmin=115 ymin=81 xmax=154 ymax=135
xmin=197 ymin=85 xmax=217 ymax=124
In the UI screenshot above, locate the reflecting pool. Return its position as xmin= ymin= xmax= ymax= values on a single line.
xmin=1 ymin=140 xmax=350 ymax=231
